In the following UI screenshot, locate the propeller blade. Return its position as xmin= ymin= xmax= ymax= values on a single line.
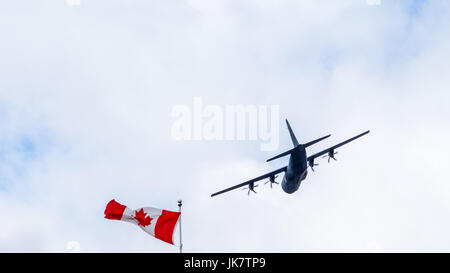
xmin=309 ymin=161 xmax=318 ymax=171
xmin=264 ymin=175 xmax=279 ymax=188
xmin=243 ymin=184 xmax=258 ymax=195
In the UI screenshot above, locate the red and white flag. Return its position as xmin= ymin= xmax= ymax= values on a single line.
xmin=104 ymin=199 xmax=181 ymax=245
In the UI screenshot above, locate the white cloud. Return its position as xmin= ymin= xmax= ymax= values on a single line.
xmin=0 ymin=0 xmax=449 ymax=252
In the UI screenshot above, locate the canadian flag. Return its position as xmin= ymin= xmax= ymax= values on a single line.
xmin=104 ymin=199 xmax=181 ymax=245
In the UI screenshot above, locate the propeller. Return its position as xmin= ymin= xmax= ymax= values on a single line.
xmin=242 ymin=182 xmax=258 ymax=195
xmin=308 ymin=159 xmax=318 ymax=172
xmin=264 ymin=175 xmax=279 ymax=188
xmin=323 ymin=150 xmax=338 ymax=163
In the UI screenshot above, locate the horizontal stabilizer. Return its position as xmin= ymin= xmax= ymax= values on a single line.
xmin=303 ymin=134 xmax=331 ymax=148
xmin=266 ymin=147 xmax=296 ymax=162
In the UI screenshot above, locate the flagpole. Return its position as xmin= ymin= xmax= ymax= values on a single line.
xmin=178 ymin=200 xmax=183 ymax=253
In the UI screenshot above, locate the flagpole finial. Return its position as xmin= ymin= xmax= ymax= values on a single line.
xmin=177 ymin=200 xmax=183 ymax=253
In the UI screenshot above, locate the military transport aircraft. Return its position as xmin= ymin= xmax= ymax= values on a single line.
xmin=211 ymin=120 xmax=369 ymax=197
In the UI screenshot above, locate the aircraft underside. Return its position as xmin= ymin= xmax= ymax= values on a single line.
xmin=282 ymin=169 xmax=307 ymax=194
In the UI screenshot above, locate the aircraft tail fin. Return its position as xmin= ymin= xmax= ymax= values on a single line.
xmin=285 ymin=119 xmax=299 ymax=147
xmin=303 ymin=134 xmax=331 ymax=148
xmin=266 ymin=120 xmax=330 ymax=162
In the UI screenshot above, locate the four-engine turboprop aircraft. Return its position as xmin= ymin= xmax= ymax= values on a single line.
xmin=211 ymin=120 xmax=370 ymax=197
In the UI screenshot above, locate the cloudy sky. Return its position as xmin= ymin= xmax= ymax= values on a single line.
xmin=1 ymin=0 xmax=450 ymax=252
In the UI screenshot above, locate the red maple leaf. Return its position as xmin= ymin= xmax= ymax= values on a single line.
xmin=133 ymin=209 xmax=152 ymax=227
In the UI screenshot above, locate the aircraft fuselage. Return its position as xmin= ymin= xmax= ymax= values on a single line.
xmin=281 ymin=145 xmax=308 ymax=194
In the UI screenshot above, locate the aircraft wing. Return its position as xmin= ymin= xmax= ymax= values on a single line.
xmin=211 ymin=166 xmax=287 ymax=197
xmin=307 ymin=130 xmax=370 ymax=162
